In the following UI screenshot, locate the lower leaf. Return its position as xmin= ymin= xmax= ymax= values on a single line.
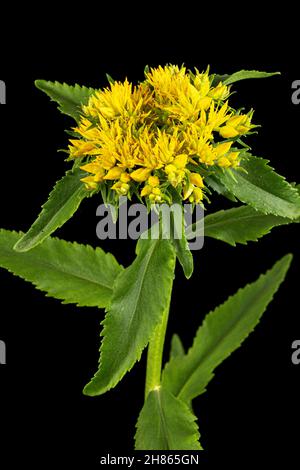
xmin=0 ymin=229 xmax=122 ymax=308
xmin=135 ymin=386 xmax=202 ymax=450
xmin=162 ymin=254 xmax=292 ymax=402
xmin=84 ymin=237 xmax=176 ymax=396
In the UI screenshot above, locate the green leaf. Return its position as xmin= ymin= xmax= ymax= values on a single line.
xmin=205 ymin=174 xmax=237 ymax=202
xmin=168 ymin=208 xmax=193 ymax=279
xmin=223 ymin=70 xmax=280 ymax=85
xmin=0 ymin=230 xmax=122 ymax=308
xmin=135 ymin=386 xmax=201 ymax=450
xmin=211 ymin=74 xmax=230 ymax=86
xmin=105 ymin=74 xmax=115 ymax=85
xmin=214 ymin=156 xmax=300 ymax=219
xmin=14 ymin=169 xmax=88 ymax=252
xmin=211 ymin=70 xmax=279 ymax=87
xmin=84 ymin=238 xmax=176 ymax=396
xmin=169 ymin=334 xmax=185 ymax=360
xmin=162 ymin=254 xmax=292 ymax=402
xmin=186 ymin=205 xmax=295 ymax=246
xmin=35 ymin=80 xmax=95 ymax=121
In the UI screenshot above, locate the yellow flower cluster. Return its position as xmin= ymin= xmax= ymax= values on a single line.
xmin=68 ymin=65 xmax=255 ymax=205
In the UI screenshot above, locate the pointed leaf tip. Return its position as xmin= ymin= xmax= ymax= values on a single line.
xmin=34 ymin=80 xmax=95 ymax=121
xmin=14 ymin=169 xmax=88 ymax=252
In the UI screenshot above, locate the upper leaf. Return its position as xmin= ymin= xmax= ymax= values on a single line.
xmin=205 ymin=174 xmax=237 ymax=202
xmin=83 ymin=237 xmax=176 ymax=396
xmin=162 ymin=254 xmax=292 ymax=402
xmin=212 ymin=70 xmax=279 ymax=87
xmin=35 ymin=80 xmax=95 ymax=121
xmin=186 ymin=205 xmax=295 ymax=246
xmin=0 ymin=230 xmax=122 ymax=308
xmin=169 ymin=209 xmax=194 ymax=279
xmin=214 ymin=156 xmax=300 ymax=219
xmin=211 ymin=74 xmax=230 ymax=86
xmin=223 ymin=70 xmax=280 ymax=85
xmin=14 ymin=169 xmax=88 ymax=252
xmin=135 ymin=386 xmax=201 ymax=450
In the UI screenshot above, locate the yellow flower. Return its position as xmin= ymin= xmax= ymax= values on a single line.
xmin=209 ymin=82 xmax=229 ymax=101
xmin=140 ymin=186 xmax=152 ymax=197
xmin=198 ymin=143 xmax=216 ymax=166
xmin=183 ymin=183 xmax=194 ymax=200
xmin=207 ymin=101 xmax=231 ymax=130
xmin=183 ymin=183 xmax=204 ymax=203
xmin=140 ymin=176 xmax=163 ymax=201
xmin=80 ymin=161 xmax=103 ymax=174
xmin=149 ymin=187 xmax=162 ymax=203
xmin=153 ymin=130 xmax=185 ymax=165
xmin=120 ymin=172 xmax=131 ymax=183
xmin=104 ymin=166 xmax=124 ymax=180
xmin=137 ymin=128 xmax=186 ymax=172
xmin=110 ymin=173 xmax=131 ymax=195
xmin=193 ymin=68 xmax=211 ymax=97
xmin=146 ymin=65 xmax=190 ymax=102
xmin=111 ymin=181 xmax=130 ymax=195
xmin=217 ymin=156 xmax=232 ymax=168
xmin=190 ymin=173 xmax=204 ymax=188
xmin=67 ymin=64 xmax=255 ymax=205
xmin=148 ymin=175 xmax=160 ymax=187
xmin=147 ymin=65 xmax=214 ymax=121
xmin=83 ymin=80 xmax=137 ymax=120
xmin=81 ymin=175 xmax=100 ymax=190
xmin=190 ymin=187 xmax=204 ymax=203
xmin=217 ymin=150 xmax=241 ymax=168
xmin=214 ymin=141 xmax=233 ymax=157
xmin=213 ymin=142 xmax=241 ymax=168
xmin=165 ymin=154 xmax=188 ymax=187
xmin=69 ymin=140 xmax=97 ymax=158
xmin=229 ymin=151 xmax=240 ymax=163
xmin=73 ymin=117 xmax=102 ymax=141
xmin=219 ymin=113 xmax=254 ymax=138
xmin=80 ymin=161 xmax=106 ymax=185
xmin=130 ymin=168 xmax=152 ymax=182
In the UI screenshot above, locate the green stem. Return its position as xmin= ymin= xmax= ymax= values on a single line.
xmin=145 ymin=286 xmax=173 ymax=400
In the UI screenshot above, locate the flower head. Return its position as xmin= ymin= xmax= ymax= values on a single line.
xmin=68 ymin=65 xmax=256 ymax=205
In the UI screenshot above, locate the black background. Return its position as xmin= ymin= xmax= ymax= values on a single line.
xmin=0 ymin=13 xmax=299 ymax=467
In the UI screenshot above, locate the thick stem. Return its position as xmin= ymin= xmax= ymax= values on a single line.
xmin=145 ymin=291 xmax=172 ymax=400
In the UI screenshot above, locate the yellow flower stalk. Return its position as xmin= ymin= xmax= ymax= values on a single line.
xmin=68 ymin=65 xmax=256 ymax=205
